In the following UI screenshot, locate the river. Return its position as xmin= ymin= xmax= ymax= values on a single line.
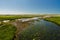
xmin=19 ymin=20 xmax=60 ymax=40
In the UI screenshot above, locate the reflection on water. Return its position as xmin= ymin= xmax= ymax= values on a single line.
xmin=13 ymin=20 xmax=39 ymax=40
xmin=19 ymin=20 xmax=60 ymax=40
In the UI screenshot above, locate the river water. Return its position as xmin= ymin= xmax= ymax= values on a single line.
xmin=19 ymin=20 xmax=60 ymax=40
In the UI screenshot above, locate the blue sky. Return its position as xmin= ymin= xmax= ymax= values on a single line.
xmin=0 ymin=0 xmax=60 ymax=14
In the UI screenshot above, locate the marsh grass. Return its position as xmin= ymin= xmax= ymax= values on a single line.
xmin=45 ymin=17 xmax=60 ymax=26
xmin=0 ymin=23 xmax=16 ymax=40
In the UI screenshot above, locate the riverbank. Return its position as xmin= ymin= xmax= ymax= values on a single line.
xmin=0 ymin=23 xmax=16 ymax=40
xmin=0 ymin=16 xmax=60 ymax=40
xmin=0 ymin=16 xmax=40 ymax=40
xmin=19 ymin=20 xmax=60 ymax=40
xmin=44 ymin=17 xmax=60 ymax=26
xmin=12 ymin=17 xmax=40 ymax=40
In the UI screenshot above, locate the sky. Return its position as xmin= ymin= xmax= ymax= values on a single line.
xmin=0 ymin=0 xmax=60 ymax=14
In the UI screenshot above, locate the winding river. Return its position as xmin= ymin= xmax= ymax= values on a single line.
xmin=19 ymin=20 xmax=60 ymax=40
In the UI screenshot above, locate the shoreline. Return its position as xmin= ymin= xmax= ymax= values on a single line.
xmin=44 ymin=19 xmax=60 ymax=26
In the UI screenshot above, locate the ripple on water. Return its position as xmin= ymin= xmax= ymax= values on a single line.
xmin=19 ymin=20 xmax=60 ymax=40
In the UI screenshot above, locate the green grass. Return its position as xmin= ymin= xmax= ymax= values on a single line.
xmin=0 ymin=24 xmax=16 ymax=40
xmin=45 ymin=17 xmax=60 ymax=25
xmin=0 ymin=15 xmax=41 ymax=21
xmin=0 ymin=15 xmax=33 ymax=21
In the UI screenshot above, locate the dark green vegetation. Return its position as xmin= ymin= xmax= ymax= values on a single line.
xmin=45 ymin=17 xmax=60 ymax=25
xmin=0 ymin=24 xmax=16 ymax=40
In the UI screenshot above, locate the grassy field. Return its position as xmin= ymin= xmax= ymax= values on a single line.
xmin=0 ymin=15 xmax=33 ymax=21
xmin=0 ymin=15 xmax=41 ymax=21
xmin=0 ymin=24 xmax=16 ymax=40
xmin=45 ymin=17 xmax=60 ymax=25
